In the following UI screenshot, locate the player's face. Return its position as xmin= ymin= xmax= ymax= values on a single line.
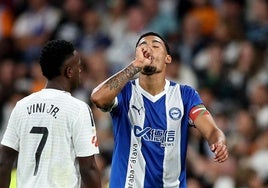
xmin=137 ymin=35 xmax=171 ymax=75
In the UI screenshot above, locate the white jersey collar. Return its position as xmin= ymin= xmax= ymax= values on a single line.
xmin=135 ymin=78 xmax=169 ymax=102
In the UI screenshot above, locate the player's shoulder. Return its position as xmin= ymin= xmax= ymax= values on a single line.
xmin=16 ymin=91 xmax=38 ymax=105
xmin=179 ymin=84 xmax=196 ymax=92
xmin=168 ymin=80 xmax=198 ymax=95
xmin=168 ymin=80 xmax=195 ymax=90
xmin=18 ymin=89 xmax=87 ymax=107
xmin=68 ymin=95 xmax=88 ymax=107
xmin=54 ymin=92 xmax=89 ymax=111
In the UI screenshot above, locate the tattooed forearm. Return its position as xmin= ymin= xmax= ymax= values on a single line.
xmin=125 ymin=64 xmax=142 ymax=78
xmin=106 ymin=64 xmax=141 ymax=90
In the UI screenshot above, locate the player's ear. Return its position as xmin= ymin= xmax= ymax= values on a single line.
xmin=165 ymin=55 xmax=172 ymax=64
xmin=64 ymin=66 xmax=73 ymax=78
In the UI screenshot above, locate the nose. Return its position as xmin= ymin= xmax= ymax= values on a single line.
xmin=143 ymin=43 xmax=152 ymax=51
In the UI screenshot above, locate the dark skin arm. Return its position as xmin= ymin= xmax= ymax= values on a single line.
xmin=78 ymin=155 xmax=101 ymax=188
xmin=0 ymin=145 xmax=18 ymax=188
xmin=194 ymin=113 xmax=228 ymax=163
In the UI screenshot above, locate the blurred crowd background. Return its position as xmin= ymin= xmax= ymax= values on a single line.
xmin=0 ymin=0 xmax=268 ymax=187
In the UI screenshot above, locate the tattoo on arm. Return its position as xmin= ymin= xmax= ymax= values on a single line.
xmin=106 ymin=64 xmax=141 ymax=90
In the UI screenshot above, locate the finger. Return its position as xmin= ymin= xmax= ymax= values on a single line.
xmin=214 ymin=153 xmax=228 ymax=163
xmin=215 ymin=144 xmax=226 ymax=155
xmin=143 ymin=51 xmax=151 ymax=59
xmin=136 ymin=46 xmax=145 ymax=57
xmin=214 ymin=149 xmax=228 ymax=162
xmin=214 ymin=143 xmax=227 ymax=155
xmin=143 ymin=48 xmax=152 ymax=58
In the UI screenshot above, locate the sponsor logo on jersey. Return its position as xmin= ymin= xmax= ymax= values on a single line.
xmin=134 ymin=125 xmax=175 ymax=147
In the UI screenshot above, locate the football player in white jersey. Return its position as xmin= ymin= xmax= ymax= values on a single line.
xmin=0 ymin=40 xmax=101 ymax=188
xmin=91 ymin=32 xmax=228 ymax=188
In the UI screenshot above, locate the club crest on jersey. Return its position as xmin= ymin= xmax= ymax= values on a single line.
xmin=169 ymin=107 xmax=181 ymax=120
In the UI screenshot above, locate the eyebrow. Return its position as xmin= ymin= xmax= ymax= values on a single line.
xmin=138 ymin=39 xmax=162 ymax=46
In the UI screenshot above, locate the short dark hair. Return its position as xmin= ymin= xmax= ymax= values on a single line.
xmin=39 ymin=40 xmax=74 ymax=80
xmin=135 ymin=32 xmax=170 ymax=54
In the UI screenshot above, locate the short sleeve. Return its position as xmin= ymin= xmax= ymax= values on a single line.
xmin=72 ymin=104 xmax=99 ymax=157
xmin=1 ymin=105 xmax=20 ymax=151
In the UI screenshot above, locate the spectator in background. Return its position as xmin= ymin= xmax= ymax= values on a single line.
xmin=211 ymin=19 xmax=244 ymax=65
xmin=247 ymin=129 xmax=268 ymax=185
xmin=229 ymin=109 xmax=258 ymax=159
xmin=194 ymin=42 xmax=227 ymax=99
xmin=246 ymin=0 xmax=268 ymax=49
xmin=0 ymin=1 xmax=15 ymax=60
xmin=80 ymin=8 xmax=111 ymax=56
xmin=176 ymin=13 xmax=209 ymax=68
xmin=186 ymin=0 xmax=220 ymax=38
xmin=235 ymin=166 xmax=266 ymax=188
xmin=217 ymin=0 xmax=246 ymax=33
xmin=12 ymin=0 xmax=61 ymax=65
xmin=139 ymin=0 xmax=178 ymax=38
xmin=225 ymin=41 xmax=259 ymax=108
xmin=106 ymin=3 xmax=149 ymax=73
xmin=100 ymin=0 xmax=127 ymax=43
xmin=166 ymin=53 xmax=198 ymax=89
xmin=0 ymin=2 xmax=13 ymax=39
xmin=50 ymin=0 xmax=86 ymax=48
xmin=248 ymin=82 xmax=268 ymax=130
xmin=230 ymin=109 xmax=268 ymax=187
xmin=0 ymin=59 xmax=16 ymax=138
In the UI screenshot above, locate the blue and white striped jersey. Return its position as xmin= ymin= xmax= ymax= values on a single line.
xmin=109 ymin=79 xmax=203 ymax=188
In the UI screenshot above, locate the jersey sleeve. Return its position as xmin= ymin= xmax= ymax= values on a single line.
xmin=111 ymin=81 xmax=132 ymax=115
xmin=72 ymin=103 xmax=99 ymax=157
xmin=1 ymin=104 xmax=20 ymax=151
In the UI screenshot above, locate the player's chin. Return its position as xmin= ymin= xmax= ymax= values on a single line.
xmin=141 ymin=66 xmax=157 ymax=75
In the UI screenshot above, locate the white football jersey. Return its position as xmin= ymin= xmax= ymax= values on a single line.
xmin=1 ymin=89 xmax=99 ymax=188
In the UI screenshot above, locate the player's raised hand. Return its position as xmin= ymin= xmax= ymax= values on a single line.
xmin=210 ymin=141 xmax=228 ymax=163
xmin=133 ymin=44 xmax=153 ymax=68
